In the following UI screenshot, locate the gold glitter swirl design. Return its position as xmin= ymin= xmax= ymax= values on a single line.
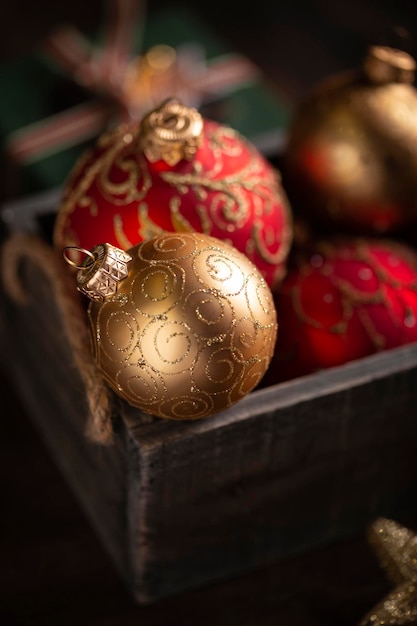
xmin=86 ymin=232 xmax=277 ymax=420
xmin=140 ymin=317 xmax=200 ymax=375
xmin=231 ymin=317 xmax=272 ymax=362
xmin=129 ymin=262 xmax=185 ymax=317
xmin=53 ymin=127 xmax=141 ymax=248
xmin=161 ymin=143 xmax=265 ymax=231
xmin=113 ymin=213 xmax=136 ymax=250
xmin=114 ymin=362 xmax=167 ymax=408
xmin=162 ymin=169 xmax=249 ymax=231
xmin=192 ymin=346 xmax=245 ymax=395
xmin=98 ymin=152 xmax=152 ymax=204
xmin=245 ymin=272 xmax=277 ymax=324
xmin=182 ymin=289 xmax=233 ymax=339
xmin=207 ymin=123 xmax=246 ymax=159
xmin=95 ymin=307 xmax=140 ymax=363
xmin=192 ymin=247 xmax=246 ymax=296
xmin=251 ymin=200 xmax=292 ymax=268
xmin=158 ymin=392 xmax=214 ymax=420
xmin=54 ymin=114 xmax=292 ymax=292
xmin=229 ymin=356 xmax=274 ymax=404
xmin=137 ymin=231 xmax=199 ymax=262
xmin=290 ymin=239 xmax=417 ymax=351
xmin=160 ymin=135 xmax=291 ymax=271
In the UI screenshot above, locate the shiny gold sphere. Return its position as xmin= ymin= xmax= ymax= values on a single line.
xmin=86 ymin=232 xmax=278 ymax=420
xmin=283 ymin=45 xmax=417 ymax=234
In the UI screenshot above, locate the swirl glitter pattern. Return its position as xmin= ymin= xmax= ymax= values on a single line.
xmin=266 ymin=238 xmax=417 ymax=384
xmin=87 ymin=232 xmax=277 ymax=420
xmin=53 ymin=119 xmax=292 ymax=289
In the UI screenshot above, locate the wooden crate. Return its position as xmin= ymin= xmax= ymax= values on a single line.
xmin=2 ymin=225 xmax=417 ymax=605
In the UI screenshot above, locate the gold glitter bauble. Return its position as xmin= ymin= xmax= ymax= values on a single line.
xmin=70 ymin=232 xmax=278 ymax=420
xmin=283 ymin=45 xmax=417 ymax=235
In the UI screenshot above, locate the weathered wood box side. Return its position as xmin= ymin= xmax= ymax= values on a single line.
xmin=2 ymin=246 xmax=417 ymax=605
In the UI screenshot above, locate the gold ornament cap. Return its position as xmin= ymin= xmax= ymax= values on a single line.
xmin=137 ymin=97 xmax=203 ymax=166
xmin=363 ymin=45 xmax=416 ymax=84
xmin=64 ymin=243 xmax=132 ymax=302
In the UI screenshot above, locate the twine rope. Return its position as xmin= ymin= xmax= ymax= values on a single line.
xmin=0 ymin=233 xmax=114 ymax=444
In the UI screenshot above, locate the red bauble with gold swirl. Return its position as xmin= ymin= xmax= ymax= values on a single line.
xmin=54 ymin=98 xmax=293 ymax=290
xmin=263 ymin=237 xmax=417 ymax=385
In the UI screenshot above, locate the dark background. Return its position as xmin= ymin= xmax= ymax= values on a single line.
xmin=2 ymin=1 xmax=417 ymax=625
xmin=2 ymin=0 xmax=417 ymax=97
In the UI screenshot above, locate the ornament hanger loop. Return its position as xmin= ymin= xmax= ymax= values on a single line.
xmin=63 ymin=246 xmax=96 ymax=270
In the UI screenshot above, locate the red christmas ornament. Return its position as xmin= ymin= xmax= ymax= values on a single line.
xmin=53 ymin=98 xmax=293 ymax=289
xmin=264 ymin=237 xmax=417 ymax=384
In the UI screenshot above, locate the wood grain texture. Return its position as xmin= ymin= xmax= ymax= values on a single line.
xmin=2 ymin=244 xmax=417 ymax=604
xmin=0 ymin=379 xmax=397 ymax=626
xmin=1 ymin=261 xmax=132 ymax=584
xmin=2 ymin=1 xmax=417 ymax=621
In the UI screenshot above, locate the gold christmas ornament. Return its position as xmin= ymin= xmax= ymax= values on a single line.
xmin=65 ymin=232 xmax=278 ymax=420
xmin=283 ymin=45 xmax=417 ymax=235
xmin=359 ymin=517 xmax=417 ymax=625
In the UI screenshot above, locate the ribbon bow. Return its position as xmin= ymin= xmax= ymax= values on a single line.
xmin=6 ymin=0 xmax=258 ymax=168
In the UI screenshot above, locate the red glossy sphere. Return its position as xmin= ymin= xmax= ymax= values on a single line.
xmin=54 ymin=114 xmax=293 ymax=290
xmin=265 ymin=237 xmax=417 ymax=384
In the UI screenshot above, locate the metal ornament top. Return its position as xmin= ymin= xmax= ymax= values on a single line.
xmin=64 ymin=243 xmax=132 ymax=303
xmin=363 ymin=45 xmax=416 ymax=84
xmin=137 ymin=98 xmax=204 ymax=166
